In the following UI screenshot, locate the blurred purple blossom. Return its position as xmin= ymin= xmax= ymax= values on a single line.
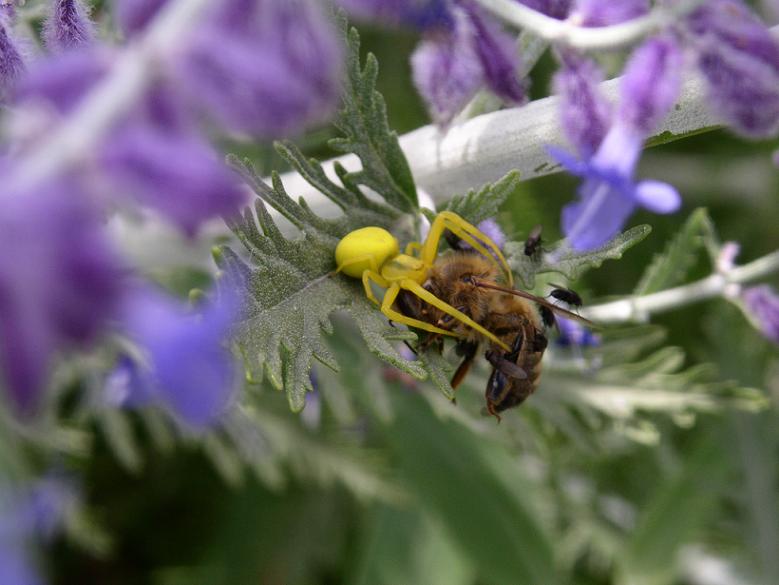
xmin=337 ymin=0 xmax=453 ymax=28
xmin=742 ymin=285 xmax=779 ymax=344
xmin=684 ymin=0 xmax=779 ymax=138
xmin=477 ymin=218 xmax=507 ymax=249
xmin=0 ymin=182 xmax=123 ymax=415
xmin=517 ymin=0 xmax=571 ymax=18
xmin=177 ymin=0 xmax=343 ymax=138
xmin=43 ymin=0 xmax=94 ymax=53
xmin=0 ymin=475 xmax=75 ymax=585
xmin=0 ymin=11 xmax=25 ymax=102
xmin=552 ymin=37 xmax=683 ymax=250
xmin=555 ymin=316 xmax=599 ymax=347
xmin=115 ymin=0 xmax=167 ymax=36
xmin=572 ymin=0 xmax=648 ymax=26
xmin=553 ymin=50 xmax=610 ymax=158
xmin=412 ymin=2 xmax=524 ymax=125
xmin=121 ymin=289 xmax=237 ymax=429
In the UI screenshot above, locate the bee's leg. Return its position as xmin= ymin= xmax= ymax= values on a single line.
xmin=421 ymin=211 xmax=513 ymax=286
xmin=451 ymin=340 xmax=478 ymax=390
xmin=485 ymin=350 xmax=528 ymax=380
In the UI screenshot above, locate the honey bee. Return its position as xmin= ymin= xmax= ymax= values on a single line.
xmin=398 ymin=248 xmax=591 ymax=420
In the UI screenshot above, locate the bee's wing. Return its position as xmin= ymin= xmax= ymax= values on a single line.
xmin=472 ymin=279 xmax=596 ymax=328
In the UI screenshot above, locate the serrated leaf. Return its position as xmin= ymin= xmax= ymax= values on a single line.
xmin=506 ymin=225 xmax=652 ymax=288
xmin=330 ymin=25 xmax=418 ymax=213
xmin=438 ymin=171 xmax=521 ymax=223
xmin=634 ymin=209 xmax=717 ymax=295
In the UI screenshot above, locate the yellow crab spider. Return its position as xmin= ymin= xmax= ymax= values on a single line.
xmin=335 ymin=211 xmax=513 ymax=351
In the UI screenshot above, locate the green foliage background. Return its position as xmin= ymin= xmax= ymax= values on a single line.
xmin=16 ymin=20 xmax=779 ymax=585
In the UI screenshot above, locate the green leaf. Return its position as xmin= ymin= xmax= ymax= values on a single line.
xmin=617 ymin=434 xmax=730 ymax=585
xmin=634 ymin=208 xmax=717 ymax=295
xmin=330 ymin=25 xmax=418 ymax=213
xmin=388 ymin=391 xmax=558 ymax=585
xmin=438 ymin=170 xmax=521 ymax=223
xmin=506 ymin=225 xmax=652 ymax=288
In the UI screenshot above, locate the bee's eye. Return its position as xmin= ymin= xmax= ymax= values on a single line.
xmin=461 ymin=274 xmax=473 ymax=284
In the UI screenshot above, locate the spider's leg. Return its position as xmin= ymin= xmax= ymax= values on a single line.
xmin=380 ymin=282 xmax=461 ymax=338
xmin=362 ymin=270 xmax=389 ymax=306
xmin=422 ymin=211 xmax=513 ymax=286
xmin=400 ymin=279 xmax=510 ymax=351
xmin=404 ymin=241 xmax=423 ymax=256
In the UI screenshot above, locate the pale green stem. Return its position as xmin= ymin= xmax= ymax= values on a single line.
xmin=580 ymin=250 xmax=779 ymax=323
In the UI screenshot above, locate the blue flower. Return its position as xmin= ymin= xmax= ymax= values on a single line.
xmin=552 ymin=36 xmax=683 ymax=250
xmin=742 ymin=285 xmax=779 ymax=344
xmin=555 ymin=316 xmax=599 ymax=347
xmin=120 ymin=289 xmax=238 ymax=429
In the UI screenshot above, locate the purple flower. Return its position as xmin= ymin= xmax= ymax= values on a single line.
xmin=43 ymin=0 xmax=94 ymax=53
xmin=684 ymin=0 xmax=779 ymax=137
xmin=0 ymin=181 xmax=123 ymax=415
xmin=0 ymin=13 xmax=25 ymax=102
xmin=114 ymin=0 xmax=167 ymax=36
xmin=121 ymin=289 xmax=237 ymax=429
xmin=336 ymin=0 xmax=454 ymax=28
xmin=517 ymin=0 xmax=572 ymax=19
xmin=100 ymin=107 xmax=248 ymax=236
xmin=555 ymin=316 xmax=599 ymax=347
xmin=16 ymin=55 xmax=247 ymax=236
xmin=552 ymin=37 xmax=683 ymax=250
xmin=742 ymin=285 xmax=779 ymax=344
xmin=0 ymin=476 xmax=75 ymax=585
xmin=412 ymin=2 xmax=524 ymax=125
xmin=553 ymin=50 xmax=611 ymax=158
xmin=572 ymin=0 xmax=648 ymax=26
xmin=176 ymin=0 xmax=343 ymax=138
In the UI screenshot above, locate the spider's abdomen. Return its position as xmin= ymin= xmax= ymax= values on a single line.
xmin=335 ymin=227 xmax=399 ymax=278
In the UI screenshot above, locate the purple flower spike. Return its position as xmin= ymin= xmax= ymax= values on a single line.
xmin=553 ymin=50 xmax=611 ymax=158
xmin=685 ymin=0 xmax=779 ymax=137
xmin=618 ymin=36 xmax=683 ymax=135
xmin=0 ymin=16 xmax=25 ymax=102
xmin=179 ymin=0 xmax=343 ymax=138
xmin=0 ymin=182 xmax=123 ymax=415
xmin=44 ymin=0 xmax=94 ymax=53
xmin=123 ymin=290 xmax=237 ymax=429
xmin=572 ymin=0 xmax=648 ymax=26
xmin=742 ymin=285 xmax=779 ymax=344
xmin=556 ymin=316 xmax=599 ymax=347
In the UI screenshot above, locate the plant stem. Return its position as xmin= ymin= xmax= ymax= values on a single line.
xmin=10 ymin=0 xmax=213 ymax=191
xmin=474 ymin=0 xmax=706 ymax=50
xmin=580 ymin=250 xmax=779 ymax=323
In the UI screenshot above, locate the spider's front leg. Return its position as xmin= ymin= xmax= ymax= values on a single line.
xmin=421 ymin=211 xmax=513 ymax=286
xmin=379 ymin=281 xmax=462 ymax=338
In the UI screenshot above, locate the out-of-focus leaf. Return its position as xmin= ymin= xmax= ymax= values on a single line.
xmin=388 ymin=391 xmax=557 ymax=585
xmin=98 ymin=409 xmax=142 ymax=474
xmin=616 ymin=434 xmax=730 ymax=585
xmin=507 ymin=225 xmax=652 ymax=288
xmin=348 ymin=504 xmax=474 ymax=585
xmin=634 ymin=208 xmax=718 ymax=295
